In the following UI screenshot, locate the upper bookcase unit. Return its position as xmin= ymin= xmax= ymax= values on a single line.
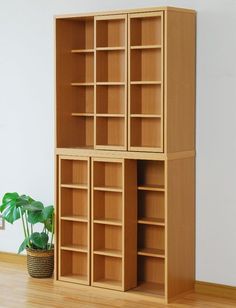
xmin=56 ymin=7 xmax=195 ymax=154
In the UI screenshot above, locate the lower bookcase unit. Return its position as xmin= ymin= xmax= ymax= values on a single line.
xmin=56 ymin=154 xmax=195 ymax=302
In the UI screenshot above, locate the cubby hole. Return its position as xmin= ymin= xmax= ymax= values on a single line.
xmin=93 ymin=255 xmax=122 ymax=288
xmin=130 ymin=16 xmax=162 ymax=46
xmin=136 ymin=256 xmax=165 ymax=296
xmin=61 ymin=221 xmax=87 ymax=251
xmin=71 ymin=86 xmax=94 ymax=115
xmin=61 ymin=188 xmax=88 ymax=219
xmin=131 ymin=49 xmax=161 ymax=82
xmin=93 ymin=191 xmax=122 ymax=224
xmin=60 ymin=250 xmax=88 ymax=282
xmin=96 ymin=19 xmax=125 ymax=48
xmin=130 ymin=118 xmax=162 ymax=149
xmin=138 ymin=191 xmax=164 ymax=224
xmin=137 ymin=160 xmax=164 ymax=189
xmin=138 ymin=224 xmax=165 ymax=256
xmin=93 ymin=161 xmax=122 ymax=189
xmin=93 ymin=224 xmax=122 ymax=256
xmin=130 ymin=84 xmax=161 ymax=115
xmin=71 ymin=53 xmax=94 ymax=83
xmin=96 ymin=85 xmax=125 ymax=115
xmin=96 ymin=50 xmax=125 ymax=82
xmin=61 ymin=159 xmax=88 ymax=186
xmin=96 ymin=117 xmax=125 ymax=148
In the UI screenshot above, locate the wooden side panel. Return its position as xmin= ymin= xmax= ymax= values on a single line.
xmin=124 ymin=159 xmax=137 ymax=290
xmin=166 ymin=157 xmax=195 ymax=299
xmin=165 ymin=11 xmax=196 ymax=153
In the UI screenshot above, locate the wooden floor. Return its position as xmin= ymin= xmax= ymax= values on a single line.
xmin=1 ymin=261 xmax=236 ymax=308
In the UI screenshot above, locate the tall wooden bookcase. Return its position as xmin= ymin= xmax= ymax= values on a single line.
xmin=55 ymin=6 xmax=196 ymax=303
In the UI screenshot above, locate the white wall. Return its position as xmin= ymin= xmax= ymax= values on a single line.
xmin=0 ymin=0 xmax=235 ymax=287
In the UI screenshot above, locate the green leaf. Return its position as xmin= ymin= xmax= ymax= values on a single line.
xmin=2 ymin=192 xmax=19 ymax=204
xmin=42 ymin=206 xmax=54 ymax=220
xmin=27 ymin=210 xmax=43 ymax=224
xmin=30 ymin=232 xmax=49 ymax=249
xmin=2 ymin=201 xmax=20 ymax=224
xmin=23 ymin=201 xmax=44 ymax=212
xmin=18 ymin=237 xmax=30 ymax=254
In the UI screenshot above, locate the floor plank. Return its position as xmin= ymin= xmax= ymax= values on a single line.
xmin=0 ymin=261 xmax=236 ymax=307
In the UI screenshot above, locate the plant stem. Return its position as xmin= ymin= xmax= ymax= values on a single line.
xmin=20 ymin=208 xmax=27 ymax=239
xmin=24 ymin=212 xmax=31 ymax=247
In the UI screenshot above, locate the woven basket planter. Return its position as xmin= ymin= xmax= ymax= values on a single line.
xmin=26 ymin=248 xmax=54 ymax=278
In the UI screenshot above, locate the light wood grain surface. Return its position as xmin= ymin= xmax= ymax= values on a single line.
xmin=0 ymin=260 xmax=235 ymax=308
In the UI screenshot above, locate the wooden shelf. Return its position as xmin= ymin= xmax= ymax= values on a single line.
xmin=138 ymin=248 xmax=165 ymax=258
xmin=138 ymin=185 xmax=165 ymax=192
xmin=96 ymin=114 xmax=125 ymax=118
xmin=61 ymin=244 xmax=88 ymax=253
xmin=93 ymin=186 xmax=122 ymax=193
xmin=131 ymin=45 xmax=162 ymax=49
xmin=96 ymin=47 xmax=125 ymax=51
xmin=93 ymin=248 xmax=122 ymax=258
xmin=71 ymin=113 xmax=94 ymax=117
xmin=61 ymin=216 xmax=88 ymax=222
xmin=94 ymin=219 xmax=122 ymax=226
xmin=138 ymin=217 xmax=165 ymax=226
xmin=130 ymin=114 xmax=161 ymax=118
xmin=71 ymin=82 xmax=94 ymax=86
xmin=96 ymin=82 xmax=125 ymax=86
xmin=71 ymin=49 xmax=94 ymax=53
xmin=132 ymin=282 xmax=165 ymax=297
xmin=61 ymin=184 xmax=88 ymax=190
xmin=130 ymin=81 xmax=161 ymax=85
xmin=60 ymin=274 xmax=88 ymax=284
xmin=92 ymin=279 xmax=122 ymax=290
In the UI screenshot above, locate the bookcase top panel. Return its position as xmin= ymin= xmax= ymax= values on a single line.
xmin=54 ymin=6 xmax=196 ymax=20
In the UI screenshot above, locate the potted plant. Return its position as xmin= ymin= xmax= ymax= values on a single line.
xmin=0 ymin=192 xmax=54 ymax=278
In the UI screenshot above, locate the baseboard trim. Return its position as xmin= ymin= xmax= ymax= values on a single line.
xmin=0 ymin=251 xmax=26 ymax=265
xmin=195 ymin=280 xmax=236 ymax=300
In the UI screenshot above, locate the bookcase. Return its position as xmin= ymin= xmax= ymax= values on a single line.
xmin=55 ymin=6 xmax=196 ymax=303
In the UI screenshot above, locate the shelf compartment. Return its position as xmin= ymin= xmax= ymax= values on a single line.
xmin=130 ymin=117 xmax=162 ymax=149
xmin=130 ymin=84 xmax=162 ymax=115
xmin=93 ymin=255 xmax=122 ymax=290
xmin=71 ymin=52 xmax=94 ymax=83
xmin=61 ymin=221 xmax=88 ymax=249
xmin=130 ymin=15 xmax=162 ymax=46
xmin=96 ymin=117 xmax=125 ymax=148
xmin=96 ymin=18 xmax=125 ymax=48
xmin=93 ymin=160 xmax=123 ymax=189
xmin=138 ymin=224 xmax=165 ymax=253
xmin=137 ymin=160 xmax=164 ymax=188
xmin=93 ymin=190 xmax=122 ymax=223
xmin=93 ymin=224 xmax=122 ymax=255
xmin=60 ymin=187 xmax=88 ymax=218
xmin=136 ymin=256 xmax=165 ymax=297
xmin=96 ymin=50 xmax=125 ymax=83
xmin=74 ymin=116 xmax=94 ymax=148
xmin=60 ymin=250 xmax=88 ymax=284
xmin=138 ymin=190 xmax=165 ymax=223
xmin=130 ymin=49 xmax=161 ymax=82
xmin=70 ymin=85 xmax=94 ymax=114
xmin=60 ymin=159 xmax=88 ymax=186
xmin=96 ymin=85 xmax=125 ymax=114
